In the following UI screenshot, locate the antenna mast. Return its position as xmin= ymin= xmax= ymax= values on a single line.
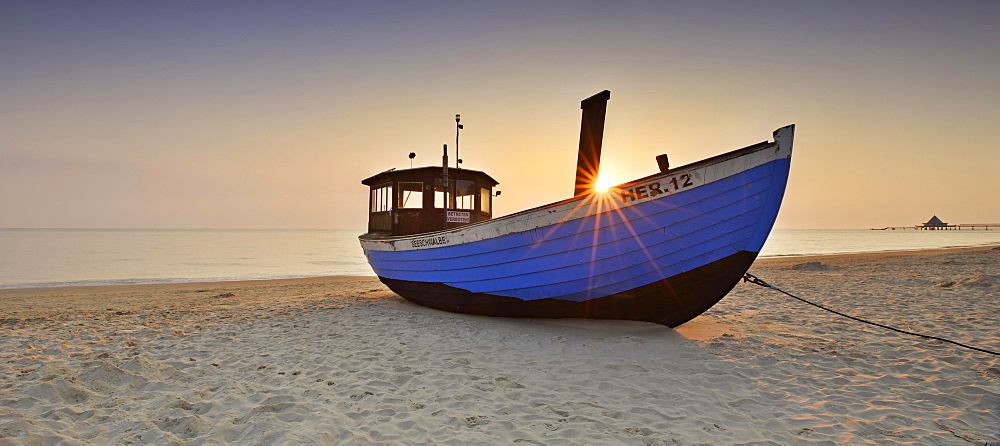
xmin=442 ymin=143 xmax=449 ymax=228
xmin=455 ymin=114 xmax=463 ymax=169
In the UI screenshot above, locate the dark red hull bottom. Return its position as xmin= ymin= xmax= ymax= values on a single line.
xmin=378 ymin=251 xmax=757 ymax=327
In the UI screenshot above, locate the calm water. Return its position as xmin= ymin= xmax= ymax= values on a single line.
xmin=1 ymin=228 xmax=998 ymax=289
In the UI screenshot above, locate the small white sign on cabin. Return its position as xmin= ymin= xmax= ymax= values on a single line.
xmin=446 ymin=211 xmax=471 ymax=223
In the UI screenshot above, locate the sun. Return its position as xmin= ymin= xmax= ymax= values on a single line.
xmin=594 ymin=174 xmax=617 ymax=193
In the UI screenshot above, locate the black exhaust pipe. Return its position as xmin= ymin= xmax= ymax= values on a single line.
xmin=573 ymin=90 xmax=611 ymax=196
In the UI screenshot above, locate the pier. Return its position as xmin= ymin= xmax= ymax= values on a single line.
xmin=871 ymin=215 xmax=998 ymax=230
xmin=871 ymin=224 xmax=998 ymax=230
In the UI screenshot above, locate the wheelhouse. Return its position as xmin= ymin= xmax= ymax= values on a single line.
xmin=361 ymin=166 xmax=499 ymax=236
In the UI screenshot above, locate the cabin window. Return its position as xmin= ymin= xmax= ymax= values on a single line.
xmin=480 ymin=187 xmax=491 ymax=213
xmin=433 ymin=178 xmax=450 ymax=209
xmin=455 ymin=180 xmax=476 ymax=210
xmin=370 ymin=184 xmax=391 ymax=213
xmin=397 ymin=182 xmax=423 ymax=209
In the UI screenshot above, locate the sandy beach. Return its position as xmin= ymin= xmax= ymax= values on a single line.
xmin=1 ymin=246 xmax=997 ymax=444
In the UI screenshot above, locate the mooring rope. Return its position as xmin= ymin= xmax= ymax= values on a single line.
xmin=741 ymin=273 xmax=999 ymax=356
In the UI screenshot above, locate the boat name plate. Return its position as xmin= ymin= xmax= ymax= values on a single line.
xmin=411 ymin=235 xmax=450 ymax=248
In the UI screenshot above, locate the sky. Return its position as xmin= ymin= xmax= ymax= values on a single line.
xmin=2 ymin=0 xmax=997 ymax=229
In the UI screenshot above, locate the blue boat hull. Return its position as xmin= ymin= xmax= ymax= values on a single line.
xmin=361 ymin=126 xmax=793 ymax=326
xmin=379 ymin=250 xmax=756 ymax=327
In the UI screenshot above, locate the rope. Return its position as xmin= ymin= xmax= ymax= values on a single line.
xmin=741 ymin=273 xmax=999 ymax=356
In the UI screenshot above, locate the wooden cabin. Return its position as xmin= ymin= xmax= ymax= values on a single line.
xmin=362 ymin=167 xmax=499 ymax=236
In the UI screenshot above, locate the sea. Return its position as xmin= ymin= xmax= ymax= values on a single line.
xmin=1 ymin=228 xmax=998 ymax=289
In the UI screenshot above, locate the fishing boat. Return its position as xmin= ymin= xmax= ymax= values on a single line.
xmin=359 ymin=90 xmax=793 ymax=327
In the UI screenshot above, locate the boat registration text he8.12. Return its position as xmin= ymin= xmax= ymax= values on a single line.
xmin=619 ymin=172 xmax=700 ymax=203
